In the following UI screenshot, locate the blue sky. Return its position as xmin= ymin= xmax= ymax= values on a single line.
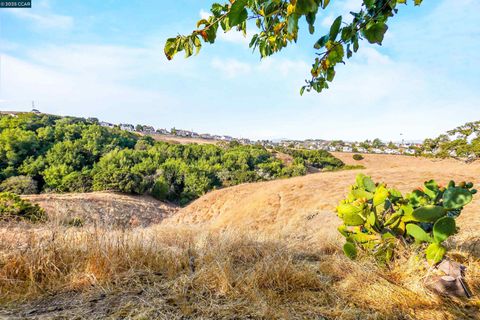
xmin=0 ymin=0 xmax=478 ymax=141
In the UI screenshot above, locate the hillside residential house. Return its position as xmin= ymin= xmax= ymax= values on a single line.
xmin=239 ymin=138 xmax=252 ymax=145
xmin=100 ymin=121 xmax=115 ymax=128
xmin=156 ymin=128 xmax=170 ymax=135
xmin=200 ymin=133 xmax=213 ymax=139
xmin=142 ymin=126 xmax=155 ymax=133
xmin=120 ymin=124 xmax=135 ymax=131
xmin=176 ymin=129 xmax=193 ymax=137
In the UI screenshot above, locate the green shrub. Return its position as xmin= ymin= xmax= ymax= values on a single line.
xmin=0 ymin=192 xmax=46 ymax=222
xmin=150 ymin=177 xmax=169 ymax=200
xmin=352 ymin=154 xmax=364 ymax=161
xmin=336 ymin=174 xmax=475 ymax=265
xmin=0 ymin=175 xmax=38 ymax=194
xmin=67 ymin=217 xmax=84 ymax=227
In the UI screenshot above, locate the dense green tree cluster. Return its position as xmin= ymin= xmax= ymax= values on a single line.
xmin=420 ymin=121 xmax=480 ymax=159
xmin=275 ymin=146 xmax=344 ymax=170
xmin=0 ymin=113 xmax=343 ymax=204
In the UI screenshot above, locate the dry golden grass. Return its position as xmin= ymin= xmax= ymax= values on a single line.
xmin=0 ymin=223 xmax=479 ymax=319
xmin=23 ymin=191 xmax=178 ymax=228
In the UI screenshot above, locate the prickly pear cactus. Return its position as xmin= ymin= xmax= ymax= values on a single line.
xmin=336 ymin=174 xmax=475 ymax=265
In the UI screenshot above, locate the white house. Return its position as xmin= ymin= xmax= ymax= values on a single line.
xmin=100 ymin=121 xmax=115 ymax=128
xmin=120 ymin=123 xmax=134 ymax=131
xmin=404 ymin=149 xmax=416 ymax=155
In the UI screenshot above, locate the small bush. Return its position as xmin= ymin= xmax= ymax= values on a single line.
xmin=0 ymin=176 xmax=38 ymax=194
xmin=0 ymin=192 xmax=46 ymax=222
xmin=67 ymin=217 xmax=84 ymax=227
xmin=352 ymin=154 xmax=364 ymax=161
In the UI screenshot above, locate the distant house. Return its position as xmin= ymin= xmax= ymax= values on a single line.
xmin=342 ymin=146 xmax=353 ymax=153
xmin=120 ymin=123 xmax=135 ymax=131
xmin=200 ymin=133 xmax=213 ymax=139
xmin=142 ymin=126 xmax=155 ymax=133
xmin=31 ymin=109 xmax=41 ymax=114
xmin=100 ymin=121 xmax=115 ymax=128
xmin=176 ymin=130 xmax=193 ymax=137
xmin=404 ymin=149 xmax=416 ymax=155
xmin=156 ymin=128 xmax=170 ymax=135
xmin=222 ymin=135 xmax=233 ymax=142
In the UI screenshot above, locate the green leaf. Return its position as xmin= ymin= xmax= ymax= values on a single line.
xmin=322 ymin=0 xmax=330 ymax=9
xmin=409 ymin=205 xmax=446 ymax=222
xmin=425 ymin=243 xmax=446 ymax=265
xmin=287 ymin=14 xmax=300 ymax=34
xmin=363 ymin=22 xmax=388 ymax=45
xmin=406 ymin=223 xmax=432 ymax=243
xmin=314 ymin=35 xmax=329 ymax=49
xmin=343 ymin=242 xmax=357 ymax=259
xmin=363 ymin=176 xmax=376 ymax=193
xmin=337 ymin=204 xmax=365 ymax=226
xmin=348 ymin=233 xmax=378 ymax=243
xmin=373 ymin=186 xmax=389 ymax=206
xmin=443 ymin=187 xmax=473 ymax=209
xmin=228 ymin=0 xmax=248 ymax=27
xmin=329 ymin=16 xmax=342 ymax=41
xmin=363 ymin=0 xmax=375 ymax=8
xmin=164 ymin=37 xmax=179 ymax=60
xmin=296 ymin=0 xmax=318 ymax=14
xmin=300 ymin=86 xmax=306 ymax=96
xmin=350 ymin=189 xmax=373 ymax=200
xmin=433 ymin=216 xmax=456 ymax=243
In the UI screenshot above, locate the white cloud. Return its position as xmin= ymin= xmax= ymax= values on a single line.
xmin=199 ymin=9 xmax=210 ymax=20
xmin=6 ymin=8 xmax=73 ymax=30
xmin=218 ymin=30 xmax=252 ymax=45
xmin=211 ymin=58 xmax=252 ymax=78
xmin=0 ymin=48 xmax=183 ymax=124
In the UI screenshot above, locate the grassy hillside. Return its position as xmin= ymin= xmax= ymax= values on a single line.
xmin=0 ymin=154 xmax=478 ymax=319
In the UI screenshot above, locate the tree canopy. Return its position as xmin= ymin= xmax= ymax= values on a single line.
xmin=0 ymin=113 xmax=344 ymax=205
xmin=165 ymin=0 xmax=422 ymax=94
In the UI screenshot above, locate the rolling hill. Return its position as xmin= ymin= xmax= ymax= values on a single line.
xmin=169 ymin=153 xmax=480 ymax=239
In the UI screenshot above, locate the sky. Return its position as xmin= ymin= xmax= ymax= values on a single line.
xmin=0 ymin=0 xmax=478 ymax=141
